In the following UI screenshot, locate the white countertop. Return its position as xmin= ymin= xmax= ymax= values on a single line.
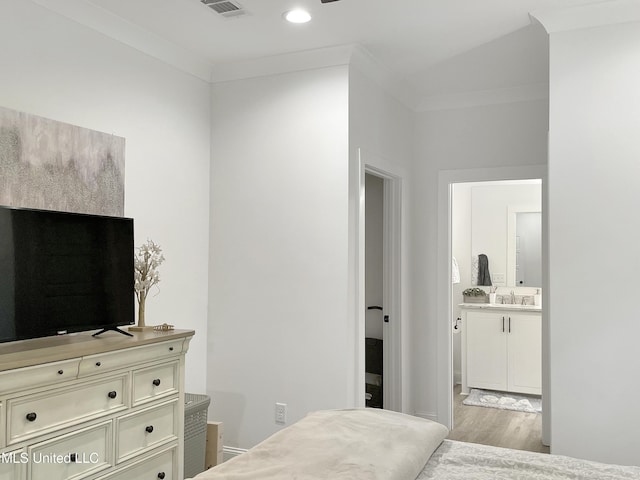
xmin=459 ymin=303 xmax=541 ymax=312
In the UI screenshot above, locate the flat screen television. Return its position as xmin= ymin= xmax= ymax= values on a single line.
xmin=0 ymin=205 xmax=134 ymax=343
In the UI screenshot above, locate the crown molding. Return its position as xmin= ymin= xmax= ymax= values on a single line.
xmin=349 ymin=46 xmax=418 ymax=110
xmin=30 ymin=0 xmax=214 ymax=82
xmin=30 ymin=0 xmax=558 ymax=112
xmin=417 ymin=83 xmax=549 ymax=112
xmin=530 ymin=0 xmax=640 ymax=34
xmin=209 ymin=45 xmax=356 ymax=83
xmin=210 ymin=44 xmax=419 ymax=110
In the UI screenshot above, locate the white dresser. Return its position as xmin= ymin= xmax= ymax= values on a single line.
xmin=461 ymin=305 xmax=541 ymax=396
xmin=0 ymin=329 xmax=194 ymax=480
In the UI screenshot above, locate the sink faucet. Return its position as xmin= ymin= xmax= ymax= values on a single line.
xmin=510 ymin=290 xmax=516 ymax=304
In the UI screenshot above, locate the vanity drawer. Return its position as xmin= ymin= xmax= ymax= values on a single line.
xmin=78 ymin=340 xmax=184 ymax=377
xmin=0 ymin=359 xmax=80 ymax=394
xmin=132 ymin=361 xmax=178 ymax=407
xmin=116 ymin=400 xmax=177 ymax=463
xmin=7 ymin=374 xmax=127 ymax=444
xmin=97 ymin=446 xmax=175 ymax=480
xmin=29 ymin=421 xmax=112 ymax=480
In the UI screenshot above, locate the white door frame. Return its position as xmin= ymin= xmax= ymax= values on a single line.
xmin=355 ymin=148 xmax=403 ymax=412
xmin=436 ymin=164 xmax=549 ymax=445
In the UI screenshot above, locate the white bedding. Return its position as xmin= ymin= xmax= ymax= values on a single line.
xmin=420 ymin=440 xmax=640 ymax=480
xmin=191 ymin=409 xmax=640 ymax=480
xmin=192 ymin=408 xmax=448 ymax=480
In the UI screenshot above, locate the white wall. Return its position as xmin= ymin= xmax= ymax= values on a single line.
xmin=0 ymin=1 xmax=211 ymax=393
xmin=349 ymin=63 xmax=416 ymax=413
xmin=413 ymin=100 xmax=549 ymax=419
xmin=547 ymin=19 xmax=640 ymax=464
xmin=207 ymin=58 xmax=417 ymax=450
xmin=209 ymin=66 xmax=350 ymax=448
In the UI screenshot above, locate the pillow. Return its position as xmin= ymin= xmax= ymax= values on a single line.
xmin=194 ymin=408 xmax=449 ymax=480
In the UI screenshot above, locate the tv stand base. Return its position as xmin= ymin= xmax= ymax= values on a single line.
xmin=92 ymin=326 xmax=134 ymax=337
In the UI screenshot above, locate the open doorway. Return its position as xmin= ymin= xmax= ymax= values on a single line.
xmin=448 ymin=179 xmax=547 ymax=453
xmin=435 ymin=164 xmax=550 ymax=450
xmin=364 ymin=173 xmax=384 ymax=407
xmin=358 ymin=157 xmax=402 ymax=413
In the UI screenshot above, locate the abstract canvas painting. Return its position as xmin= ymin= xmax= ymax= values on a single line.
xmin=0 ymin=106 xmax=125 ymax=216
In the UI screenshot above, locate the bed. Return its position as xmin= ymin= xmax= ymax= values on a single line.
xmin=190 ymin=408 xmax=640 ymax=479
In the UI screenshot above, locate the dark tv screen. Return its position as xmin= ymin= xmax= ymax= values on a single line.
xmin=0 ymin=206 xmax=134 ymax=343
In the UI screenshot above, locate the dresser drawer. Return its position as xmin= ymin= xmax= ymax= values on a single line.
xmin=116 ymin=400 xmax=177 ymax=463
xmin=7 ymin=375 xmax=127 ymax=444
xmin=0 ymin=449 xmax=25 ymax=480
xmin=97 ymin=446 xmax=175 ymax=480
xmin=29 ymin=421 xmax=112 ymax=480
xmin=0 ymin=359 xmax=80 ymax=394
xmin=132 ymin=361 xmax=179 ymax=407
xmin=78 ymin=340 xmax=184 ymax=377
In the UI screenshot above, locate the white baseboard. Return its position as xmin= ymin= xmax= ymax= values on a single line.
xmin=223 ymin=446 xmax=248 ymax=462
xmin=414 ymin=411 xmax=438 ymax=422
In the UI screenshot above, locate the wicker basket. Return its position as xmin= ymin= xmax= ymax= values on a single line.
xmin=184 ymin=393 xmax=211 ymax=478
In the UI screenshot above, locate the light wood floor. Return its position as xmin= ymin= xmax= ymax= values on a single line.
xmin=448 ymin=384 xmax=550 ymax=454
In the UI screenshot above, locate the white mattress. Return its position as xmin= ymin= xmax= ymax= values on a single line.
xmin=419 ymin=440 xmax=640 ymax=480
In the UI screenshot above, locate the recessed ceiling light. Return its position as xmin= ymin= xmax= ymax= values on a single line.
xmin=284 ymin=9 xmax=311 ymax=24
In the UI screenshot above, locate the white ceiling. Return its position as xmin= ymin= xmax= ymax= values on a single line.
xmin=59 ymin=0 xmax=603 ymax=103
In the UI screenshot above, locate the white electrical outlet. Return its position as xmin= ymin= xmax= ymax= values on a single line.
xmin=493 ymin=273 xmax=505 ymax=285
xmin=275 ymin=403 xmax=287 ymax=425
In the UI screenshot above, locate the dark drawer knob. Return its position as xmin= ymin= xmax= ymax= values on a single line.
xmin=58 ymin=370 xmax=64 ymax=375
xmin=152 ymin=379 xmax=161 ymax=387
xmin=107 ymin=391 xmax=117 ymax=399
xmin=26 ymin=412 xmax=37 ymax=422
xmin=145 ymin=425 xmax=154 ymax=434
xmin=169 ymin=347 xmax=174 ymax=351
xmin=157 ymin=473 xmax=166 ymax=479
xmin=95 ymin=362 xmax=101 ymax=367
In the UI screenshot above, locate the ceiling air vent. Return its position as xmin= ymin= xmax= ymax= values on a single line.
xmin=201 ymin=0 xmax=246 ymax=18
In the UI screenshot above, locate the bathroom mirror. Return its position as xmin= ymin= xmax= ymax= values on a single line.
xmin=507 ymin=207 xmax=541 ymax=287
xmin=466 ymin=181 xmax=542 ymax=288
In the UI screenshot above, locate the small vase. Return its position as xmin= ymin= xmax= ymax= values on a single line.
xmin=138 ymin=300 xmax=146 ymax=328
xmin=129 ymin=295 xmax=154 ymax=332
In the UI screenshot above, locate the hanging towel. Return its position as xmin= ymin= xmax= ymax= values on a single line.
xmin=477 ymin=254 xmax=492 ymax=286
xmin=451 ymin=257 xmax=460 ymax=284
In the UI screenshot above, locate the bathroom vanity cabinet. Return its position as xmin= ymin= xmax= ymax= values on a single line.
xmin=461 ymin=305 xmax=541 ymax=395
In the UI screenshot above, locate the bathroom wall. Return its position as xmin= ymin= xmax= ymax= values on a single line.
xmin=470 ymin=182 xmax=541 ymax=288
